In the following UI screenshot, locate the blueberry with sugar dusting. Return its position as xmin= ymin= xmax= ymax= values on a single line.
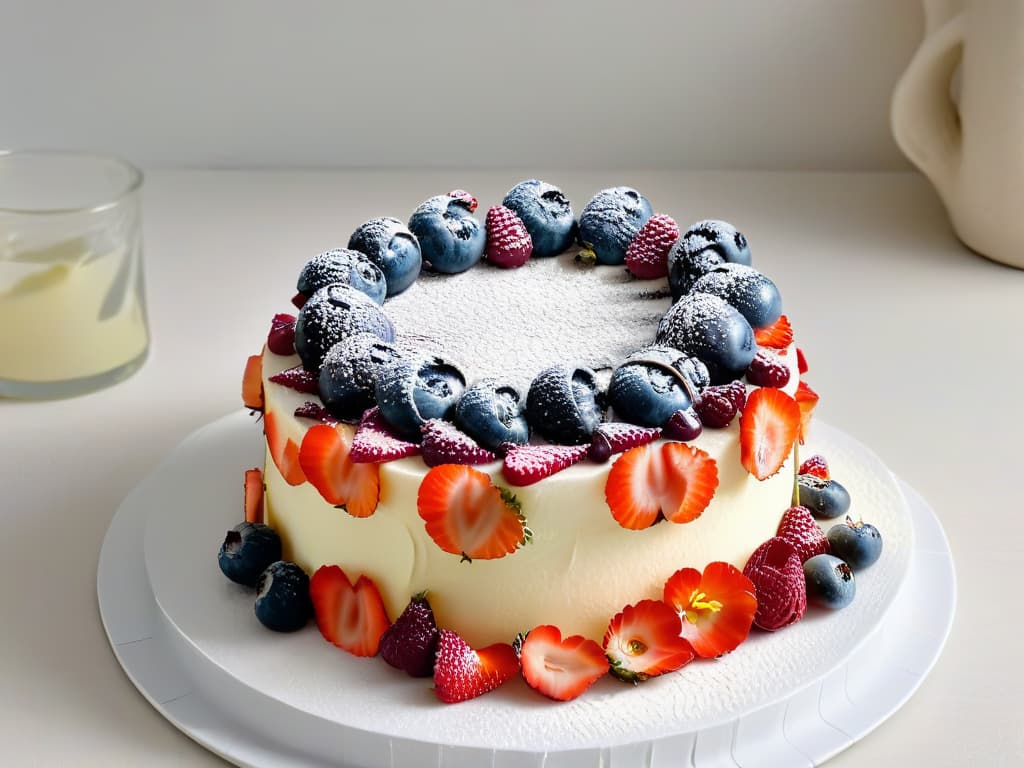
xmin=375 ymin=354 xmax=466 ymax=440
xmin=294 ymin=283 xmax=395 ymax=372
xmin=502 ymin=179 xmax=576 ymax=257
xmin=526 ymin=365 xmax=604 ymax=445
xmin=827 ymin=518 xmax=883 ymax=570
xmin=295 ymin=249 xmax=387 ymax=307
xmin=690 ymin=263 xmax=782 ymax=330
xmin=454 ymin=378 xmax=530 ymax=453
xmin=668 ymin=243 xmax=725 ymax=301
xmin=681 ymin=220 xmax=752 ymax=266
xmin=348 ymin=217 xmax=422 ymax=297
xmin=607 ymin=346 xmax=703 ymax=428
xmin=319 ymin=332 xmax=404 ymax=421
xmin=577 ymin=187 xmax=653 ymax=265
xmin=218 ymin=522 xmax=282 ymax=587
xmin=797 ymin=474 xmax=852 ymax=519
xmin=254 ymin=561 xmax=312 ymax=632
xmin=803 ymin=554 xmax=856 ymax=610
xmin=408 ymin=193 xmax=486 ymax=274
xmin=656 ymin=292 xmax=756 ymax=384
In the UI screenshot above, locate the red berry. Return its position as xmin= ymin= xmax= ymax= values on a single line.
xmin=625 ymin=214 xmax=679 ymax=279
xmin=742 ymin=537 xmax=807 ymax=631
xmin=588 ymin=422 xmax=661 ymax=463
xmin=799 ymin=454 xmax=830 ymax=480
xmin=754 ymin=314 xmax=794 ymax=350
xmin=294 ymin=401 xmax=338 ymax=424
xmin=379 ymin=594 xmax=440 ymax=678
xmin=267 ymin=313 xmax=297 ymax=355
xmin=663 ymin=409 xmax=703 ymax=441
xmin=502 ymin=443 xmax=589 ymax=486
xmin=268 ymin=365 xmax=320 ymax=394
xmin=776 ymin=505 xmax=830 ymax=563
xmin=520 ymin=625 xmax=608 ymax=701
xmin=349 ymin=407 xmax=421 ymax=463
xmin=716 ymin=381 xmax=747 ymax=411
xmin=433 ymin=629 xmax=519 ymax=703
xmin=746 ymin=351 xmax=791 ymax=388
xmin=448 ymin=189 xmax=478 ymax=212
xmin=796 ymin=347 xmax=809 ymax=374
xmin=694 ymin=390 xmax=737 ymax=429
xmin=421 ymin=420 xmax=497 ymax=467
xmin=484 ymin=205 xmax=533 ymax=268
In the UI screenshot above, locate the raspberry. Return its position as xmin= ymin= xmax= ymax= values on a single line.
xmin=746 ymin=351 xmax=790 ymax=388
xmin=798 ymin=454 xmax=830 ymax=480
xmin=267 ymin=313 xmax=297 ymax=355
xmin=743 ymin=537 xmax=807 ymax=631
xmin=625 ymin=214 xmax=679 ymax=279
xmin=714 ymin=381 xmax=747 ymax=411
xmin=484 ymin=205 xmax=533 ymax=268
xmin=694 ymin=390 xmax=737 ymax=429
xmin=776 ymin=505 xmax=830 ymax=563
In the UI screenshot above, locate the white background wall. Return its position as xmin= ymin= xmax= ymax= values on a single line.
xmin=0 ymin=0 xmax=923 ymax=170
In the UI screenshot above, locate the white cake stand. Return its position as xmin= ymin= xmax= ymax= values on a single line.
xmin=97 ymin=412 xmax=955 ymax=767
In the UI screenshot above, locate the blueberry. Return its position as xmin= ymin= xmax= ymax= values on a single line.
xmin=690 ymin=264 xmax=782 ymax=330
xmin=797 ymin=474 xmax=852 ymax=520
xmin=502 ymin=180 xmax=576 ymax=258
xmin=375 ymin=354 xmax=466 ymax=439
xmin=668 ymin=244 xmax=725 ymax=301
xmin=296 ymin=249 xmax=387 ymax=306
xmin=827 ymin=518 xmax=883 ymax=570
xmin=348 ymin=217 xmax=422 ymax=297
xmin=453 ymin=378 xmax=529 ymax=452
xmin=681 ymin=220 xmax=752 ymax=266
xmin=526 ymin=365 xmax=604 ymax=445
xmin=408 ymin=195 xmax=485 ymax=274
xmin=319 ymin=332 xmax=403 ymax=421
xmin=607 ymin=346 xmax=703 ymax=428
xmin=254 ymin=561 xmax=312 ymax=632
xmin=803 ymin=554 xmax=856 ymax=610
xmin=218 ymin=522 xmax=282 ymax=587
xmin=656 ymin=292 xmax=756 ymax=384
xmin=294 ymin=283 xmax=395 ymax=371
xmin=577 ymin=187 xmax=653 ymax=265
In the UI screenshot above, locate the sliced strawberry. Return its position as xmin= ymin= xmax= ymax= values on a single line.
xmin=603 ymin=599 xmax=695 ymax=683
xmin=664 ymin=562 xmax=757 ymax=659
xmin=605 ymin=442 xmax=718 ymax=530
xmin=243 ymin=468 xmax=264 ymax=524
xmin=776 ymin=505 xmax=830 ymax=563
xmin=743 ymin=537 xmax=807 ymax=631
xmin=350 ymin=407 xmax=421 ymax=464
xmin=754 ymin=314 xmax=793 ymax=349
xmin=421 ymin=419 xmax=497 ymax=467
xmin=794 ymin=381 xmax=820 ymax=444
xmin=298 ymin=422 xmax=380 ymax=517
xmin=268 ymin=365 xmax=320 ymax=394
xmin=267 ymin=312 xmax=297 ymax=355
xmin=309 ymin=565 xmax=390 ymax=656
xmin=502 ymin=443 xmax=589 ymax=486
xmin=588 ymin=422 xmax=661 ymax=463
xmin=417 ymin=465 xmax=528 ymax=561
xmin=294 ymin=401 xmax=339 ymax=424
xmin=796 ymin=347 xmax=809 ymax=374
xmin=520 ymin=625 xmax=608 ymax=701
xmin=264 ymin=410 xmax=306 ymax=485
xmin=739 ymin=388 xmax=801 ymax=480
xmin=433 ymin=629 xmax=519 ymax=703
xmin=798 ymin=454 xmax=830 ymax=480
xmin=242 ymin=354 xmax=264 ymax=411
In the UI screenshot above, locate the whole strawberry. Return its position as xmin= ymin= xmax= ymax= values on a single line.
xmin=485 ymin=205 xmax=533 ymax=269
xmin=742 ymin=537 xmax=807 ymax=631
xmin=625 ymin=214 xmax=679 ymax=279
xmin=776 ymin=505 xmax=830 ymax=563
xmin=379 ymin=593 xmax=440 ymax=677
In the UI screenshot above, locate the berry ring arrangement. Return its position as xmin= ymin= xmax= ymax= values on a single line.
xmin=101 ymin=179 xmax=934 ymax=765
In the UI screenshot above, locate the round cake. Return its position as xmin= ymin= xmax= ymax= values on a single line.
xmin=231 ymin=181 xmax=828 ymax=701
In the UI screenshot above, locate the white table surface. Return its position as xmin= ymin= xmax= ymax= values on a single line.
xmin=2 ymin=170 xmax=1021 ymax=766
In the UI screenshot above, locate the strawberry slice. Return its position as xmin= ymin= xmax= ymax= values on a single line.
xmin=421 ymin=419 xmax=497 ymax=467
xmin=268 ymin=365 xmax=320 ymax=394
xmin=663 ymin=562 xmax=757 ymax=658
xmin=796 ymin=347 xmax=809 ymax=374
xmin=739 ymin=388 xmax=801 ymax=480
xmin=603 ymin=599 xmax=695 ymax=683
xmin=309 ymin=565 xmax=390 ymax=656
xmin=605 ymin=442 xmax=718 ymax=530
xmin=299 ymin=423 xmax=380 ymax=517
xmin=294 ymin=401 xmax=339 ymax=424
xmin=502 ymin=443 xmax=589 ymax=486
xmin=350 ymin=407 xmax=421 ymax=464
xmin=754 ymin=314 xmax=793 ymax=349
xmin=264 ymin=410 xmax=306 ymax=485
xmin=243 ymin=468 xmax=264 ymax=524
xmin=433 ymin=629 xmax=519 ymax=703
xmin=794 ymin=381 xmax=820 ymax=444
xmin=267 ymin=312 xmax=297 ymax=355
xmin=242 ymin=354 xmax=264 ymax=411
xmin=798 ymin=454 xmax=830 ymax=480
xmin=520 ymin=625 xmax=607 ymax=701
xmin=588 ymin=422 xmax=661 ymax=463
xmin=417 ymin=465 xmax=528 ymax=561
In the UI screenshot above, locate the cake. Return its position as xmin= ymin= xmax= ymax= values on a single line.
xmin=225 ymin=181 xmax=858 ymax=703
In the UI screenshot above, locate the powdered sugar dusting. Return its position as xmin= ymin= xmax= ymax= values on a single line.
xmin=384 ymin=249 xmax=671 ymax=391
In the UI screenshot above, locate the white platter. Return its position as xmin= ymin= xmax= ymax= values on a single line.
xmin=98 ymin=411 xmax=954 ymax=767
